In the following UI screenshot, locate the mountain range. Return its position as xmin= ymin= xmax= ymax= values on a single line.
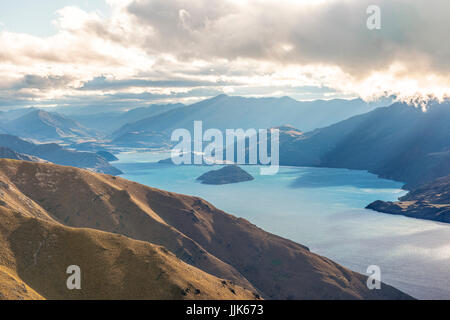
xmin=111 ymin=95 xmax=379 ymax=147
xmin=0 ymin=147 xmax=47 ymax=163
xmin=0 ymin=95 xmax=385 ymax=149
xmin=0 ymin=160 xmax=412 ymax=300
xmin=269 ymin=102 xmax=450 ymax=190
xmin=0 ymin=95 xmax=447 ymax=299
xmin=2 ymin=110 xmax=97 ymax=141
xmin=68 ymin=103 xmax=184 ymax=134
xmin=0 ymin=134 xmax=121 ymax=175
xmin=219 ymin=102 xmax=450 ymax=222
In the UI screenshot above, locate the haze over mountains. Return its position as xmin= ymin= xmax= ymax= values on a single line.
xmin=0 ymin=135 xmax=121 ymax=175
xmin=0 ymin=147 xmax=47 ymax=163
xmin=68 ymin=103 xmax=184 ymax=134
xmin=216 ymin=100 xmax=450 ymax=222
xmin=1 ymin=96 xmax=449 ymax=212
xmin=0 ymin=160 xmax=412 ymax=300
xmin=1 ymin=0 xmax=448 ymax=303
xmin=0 ymin=94 xmax=448 ymax=300
xmin=112 ymin=95 xmax=379 ymax=147
xmin=2 ymin=110 xmax=97 ymax=141
xmin=0 ymin=95 xmax=382 ymax=147
xmin=261 ymin=102 xmax=450 ymax=190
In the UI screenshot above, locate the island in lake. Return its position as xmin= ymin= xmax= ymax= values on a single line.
xmin=197 ymin=165 xmax=255 ymax=185
xmin=366 ymin=175 xmax=450 ymax=223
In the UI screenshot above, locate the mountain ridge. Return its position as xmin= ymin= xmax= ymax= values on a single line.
xmin=3 ymin=109 xmax=97 ymax=141
xmin=367 ymin=174 xmax=450 ymax=223
xmin=111 ymin=95 xmax=378 ymax=147
xmin=0 ymin=134 xmax=122 ymax=175
xmin=0 ymin=205 xmax=256 ymax=300
xmin=0 ymin=159 xmax=412 ymax=300
xmin=275 ymin=102 xmax=450 ymax=189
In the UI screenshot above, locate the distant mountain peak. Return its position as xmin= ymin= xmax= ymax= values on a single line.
xmin=4 ymin=109 xmax=97 ymax=140
xmin=273 ymin=125 xmax=303 ymax=137
xmin=0 ymin=160 xmax=412 ymax=300
xmin=111 ymin=96 xmax=377 ymax=148
xmin=213 ymin=93 xmax=229 ymax=99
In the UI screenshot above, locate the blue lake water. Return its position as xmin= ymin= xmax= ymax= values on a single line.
xmin=114 ymin=151 xmax=450 ymax=300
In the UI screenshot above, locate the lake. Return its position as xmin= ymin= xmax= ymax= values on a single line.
xmin=114 ymin=151 xmax=450 ymax=300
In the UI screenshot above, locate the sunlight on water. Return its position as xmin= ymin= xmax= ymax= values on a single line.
xmin=114 ymin=151 xmax=450 ymax=300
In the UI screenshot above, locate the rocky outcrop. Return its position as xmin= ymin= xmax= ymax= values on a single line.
xmin=0 ymin=147 xmax=47 ymax=163
xmin=0 ymin=134 xmax=122 ymax=175
xmin=366 ymin=175 xmax=450 ymax=223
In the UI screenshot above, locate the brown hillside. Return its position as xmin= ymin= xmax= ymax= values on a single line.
xmin=0 ymin=205 xmax=256 ymax=300
xmin=0 ymin=159 xmax=413 ymax=300
xmin=0 ymin=266 xmax=44 ymax=300
xmin=367 ymin=175 xmax=450 ymax=223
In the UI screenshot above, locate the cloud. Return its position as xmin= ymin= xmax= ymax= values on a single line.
xmin=0 ymin=0 xmax=449 ymax=109
xmin=10 ymin=75 xmax=74 ymax=90
xmin=125 ymin=0 xmax=450 ymax=76
xmin=79 ymin=75 xmax=237 ymax=90
xmin=122 ymin=0 xmax=450 ymax=102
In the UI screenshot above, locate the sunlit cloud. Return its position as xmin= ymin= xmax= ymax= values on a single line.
xmin=0 ymin=0 xmax=448 ymax=109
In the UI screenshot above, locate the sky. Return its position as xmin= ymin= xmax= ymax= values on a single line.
xmin=0 ymin=0 xmax=449 ymax=111
xmin=0 ymin=1 xmax=110 ymax=37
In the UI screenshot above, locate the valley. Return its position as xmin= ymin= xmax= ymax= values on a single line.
xmin=0 ymin=96 xmax=449 ymax=300
xmin=114 ymin=152 xmax=450 ymax=299
xmin=0 ymin=159 xmax=412 ymax=300
xmin=0 ymin=0 xmax=448 ymax=305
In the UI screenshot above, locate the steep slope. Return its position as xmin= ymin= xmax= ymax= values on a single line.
xmin=197 ymin=165 xmax=254 ymax=185
xmin=0 ymin=206 xmax=255 ymax=300
xmin=367 ymin=175 xmax=450 ymax=223
xmin=0 ymin=159 xmax=412 ymax=300
xmin=277 ymin=102 xmax=450 ymax=189
xmin=223 ymin=125 xmax=305 ymax=165
xmin=4 ymin=110 xmax=97 ymax=141
xmin=0 ymin=134 xmax=121 ymax=175
xmin=112 ymin=95 xmax=376 ymax=147
xmin=0 ymin=266 xmax=44 ymax=300
xmin=96 ymin=151 xmax=118 ymax=162
xmin=0 ymin=107 xmax=39 ymax=122
xmin=0 ymin=147 xmax=47 ymax=163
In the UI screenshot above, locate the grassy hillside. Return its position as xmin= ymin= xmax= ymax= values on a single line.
xmin=0 ymin=159 xmax=412 ymax=300
xmin=0 ymin=195 xmax=256 ymax=299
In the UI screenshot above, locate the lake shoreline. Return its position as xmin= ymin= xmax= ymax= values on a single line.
xmin=113 ymin=151 xmax=450 ymax=300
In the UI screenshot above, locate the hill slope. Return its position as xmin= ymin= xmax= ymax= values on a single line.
xmin=367 ymin=175 xmax=450 ymax=223
xmin=112 ymin=95 xmax=376 ymax=147
xmin=0 ymin=206 xmax=255 ymax=300
xmin=0 ymin=147 xmax=47 ymax=163
xmin=4 ymin=110 xmax=97 ymax=141
xmin=0 ymin=159 xmax=412 ymax=300
xmin=0 ymin=134 xmax=121 ymax=175
xmin=277 ymin=102 xmax=450 ymax=189
xmin=71 ymin=104 xmax=184 ymax=134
